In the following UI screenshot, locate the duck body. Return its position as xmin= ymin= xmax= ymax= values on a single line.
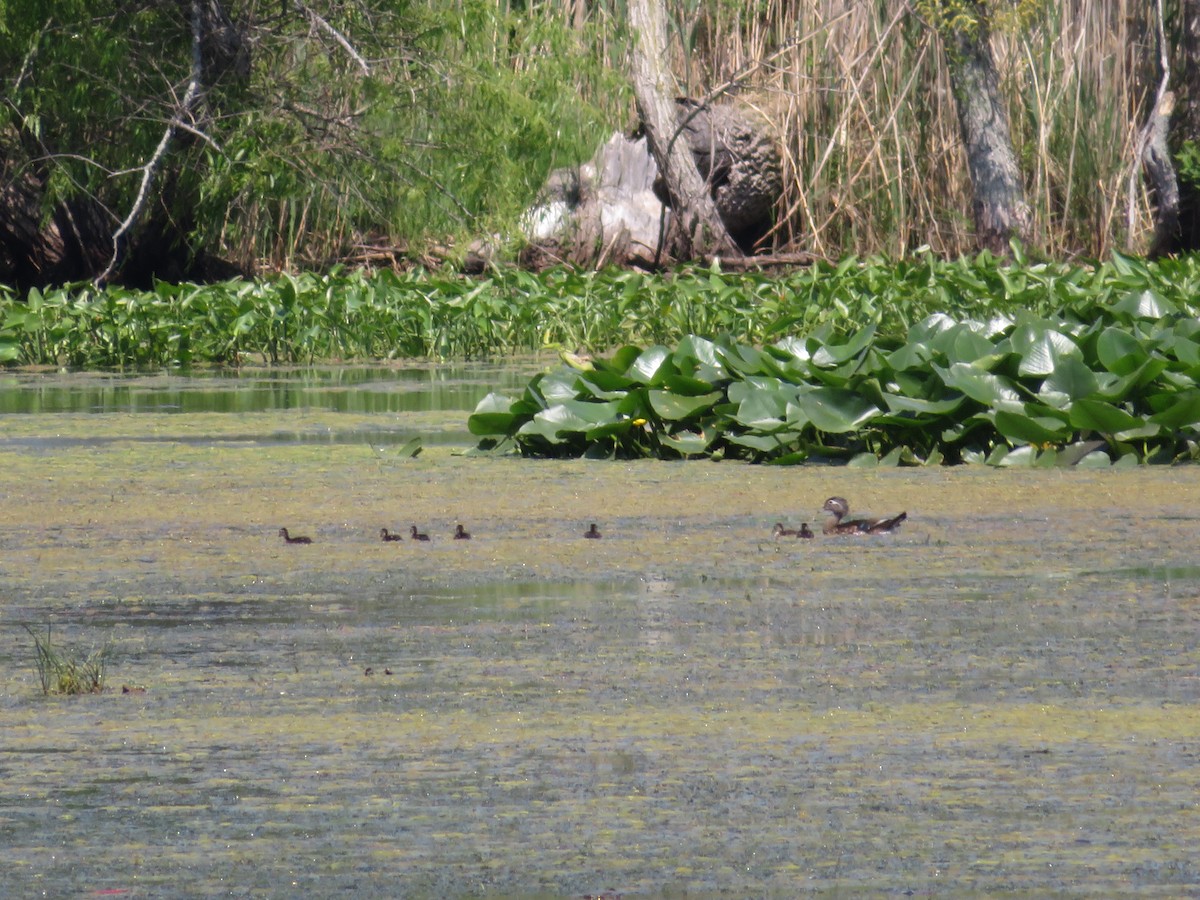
xmin=453 ymin=524 xmax=471 ymax=540
xmin=279 ymin=527 xmax=312 ymax=544
xmin=798 ymin=523 xmax=815 ymax=539
xmin=380 ymin=528 xmax=403 ymax=542
xmin=772 ymin=522 xmax=797 ymax=538
xmin=584 ymin=523 xmax=601 ymax=539
xmin=410 ymin=525 xmax=430 ymax=542
xmin=821 ymin=497 xmax=906 ymax=535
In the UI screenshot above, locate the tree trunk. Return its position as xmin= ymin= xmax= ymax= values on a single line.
xmin=627 ymin=0 xmax=741 ymax=261
xmin=1171 ymin=0 xmax=1200 ymax=252
xmin=943 ymin=13 xmax=1030 ymax=256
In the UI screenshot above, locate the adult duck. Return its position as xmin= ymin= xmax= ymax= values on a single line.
xmin=278 ymin=527 xmax=312 ymax=545
xmin=410 ymin=525 xmax=431 ymax=542
xmin=380 ymin=527 xmax=403 ymax=542
xmin=821 ymin=497 xmax=907 ymax=535
xmin=583 ymin=523 xmax=602 ymax=539
xmin=453 ymin=524 xmax=471 ymax=540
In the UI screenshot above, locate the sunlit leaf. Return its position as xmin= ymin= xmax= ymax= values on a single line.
xmin=648 ymin=390 xmax=722 ymax=421
xmin=793 ymin=387 xmax=879 ymax=433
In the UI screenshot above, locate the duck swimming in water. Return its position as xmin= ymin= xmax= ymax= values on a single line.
xmin=380 ymin=528 xmax=403 ymax=542
xmin=821 ymin=497 xmax=907 ymax=535
xmin=278 ymin=527 xmax=312 ymax=544
xmin=798 ymin=523 xmax=815 ymax=539
xmin=772 ymin=522 xmax=798 ymax=538
xmin=584 ymin=523 xmax=601 ymax=539
xmin=410 ymin=525 xmax=430 ymax=542
xmin=453 ymin=524 xmax=471 ymax=540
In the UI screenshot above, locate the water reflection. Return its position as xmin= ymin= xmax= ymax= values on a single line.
xmin=0 ymin=364 xmax=538 ymax=415
xmin=0 ymin=363 xmax=543 ymax=446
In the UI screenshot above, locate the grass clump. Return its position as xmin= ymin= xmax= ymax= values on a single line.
xmin=24 ymin=624 xmax=109 ymax=696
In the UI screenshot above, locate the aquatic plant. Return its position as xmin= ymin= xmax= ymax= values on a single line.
xmin=23 ymin=624 xmax=109 ymax=695
xmin=469 ymin=271 xmax=1200 ymax=466
xmin=3 ymin=251 xmax=1200 ymax=368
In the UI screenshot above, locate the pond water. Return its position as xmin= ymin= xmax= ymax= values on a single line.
xmin=1 ymin=363 xmax=1198 ymax=897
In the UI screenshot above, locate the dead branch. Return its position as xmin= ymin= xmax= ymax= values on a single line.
xmin=292 ymin=0 xmax=371 ymax=76
xmin=95 ymin=0 xmax=207 ymax=286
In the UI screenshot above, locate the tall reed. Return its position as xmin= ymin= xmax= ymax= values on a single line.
xmin=560 ymin=0 xmax=1156 ymax=260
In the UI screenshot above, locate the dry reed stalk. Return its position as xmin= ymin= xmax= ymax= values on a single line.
xmin=638 ymin=0 xmax=1158 ymax=257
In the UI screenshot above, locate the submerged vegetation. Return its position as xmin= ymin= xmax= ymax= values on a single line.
xmin=23 ymin=624 xmax=108 ymax=696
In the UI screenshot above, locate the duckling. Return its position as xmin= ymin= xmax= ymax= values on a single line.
xmin=798 ymin=523 xmax=815 ymax=539
xmin=772 ymin=522 xmax=798 ymax=538
xmin=278 ymin=527 xmax=312 ymax=545
xmin=410 ymin=525 xmax=430 ymax=542
xmin=821 ymin=497 xmax=907 ymax=535
xmin=453 ymin=524 xmax=471 ymax=540
xmin=584 ymin=523 xmax=602 ymax=539
xmin=379 ymin=527 xmax=403 ymax=542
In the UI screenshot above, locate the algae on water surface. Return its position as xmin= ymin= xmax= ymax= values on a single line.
xmin=0 ymin=388 xmax=1198 ymax=896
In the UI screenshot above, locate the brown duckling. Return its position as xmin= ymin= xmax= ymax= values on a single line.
xmin=772 ymin=522 xmax=798 ymax=538
xmin=380 ymin=527 xmax=403 ymax=542
xmin=453 ymin=524 xmax=471 ymax=540
xmin=410 ymin=525 xmax=430 ymax=542
xmin=278 ymin=527 xmax=312 ymax=545
xmin=821 ymin=496 xmax=907 ymax=535
xmin=584 ymin=523 xmax=602 ymax=539
xmin=798 ymin=523 xmax=815 ymax=539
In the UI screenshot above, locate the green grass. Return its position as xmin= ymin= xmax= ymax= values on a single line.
xmin=23 ymin=624 xmax=109 ymax=696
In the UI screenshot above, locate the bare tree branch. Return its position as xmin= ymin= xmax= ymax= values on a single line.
xmin=95 ymin=0 xmax=209 ymax=286
xmin=292 ymin=0 xmax=371 ymax=76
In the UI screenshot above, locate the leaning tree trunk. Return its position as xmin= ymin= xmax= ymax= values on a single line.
xmin=943 ymin=12 xmax=1030 ymax=256
xmin=627 ymin=0 xmax=741 ymax=261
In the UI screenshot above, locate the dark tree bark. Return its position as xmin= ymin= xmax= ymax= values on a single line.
xmin=1166 ymin=0 xmax=1200 ymax=252
xmin=628 ymin=0 xmax=741 ymax=261
xmin=1140 ymin=0 xmax=1182 ymax=257
xmin=943 ymin=10 xmax=1030 ymax=256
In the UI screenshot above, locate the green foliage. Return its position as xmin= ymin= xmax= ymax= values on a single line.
xmin=469 ymin=253 xmax=1200 ymax=466
xmin=4 ymin=252 xmax=1200 ymax=371
xmin=23 ymin=624 xmax=109 ymax=696
xmin=0 ymin=2 xmax=624 ymax=272
xmin=1176 ymin=140 xmax=1200 ymax=192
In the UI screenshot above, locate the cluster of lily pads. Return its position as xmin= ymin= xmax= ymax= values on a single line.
xmin=469 ymin=287 xmax=1200 ymax=466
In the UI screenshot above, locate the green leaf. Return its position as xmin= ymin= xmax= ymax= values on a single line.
xmin=933 ymin=362 xmax=1020 ymax=405
xmin=648 ymin=390 xmax=722 ymax=421
xmin=1015 ymin=328 xmax=1080 ymax=376
xmin=1041 ymin=355 xmax=1098 ymax=400
xmin=812 ymin=324 xmax=877 ymax=366
xmin=659 ymin=429 xmax=712 ymax=455
xmin=468 ymin=392 xmax=517 ymax=435
xmin=1069 ymin=399 xmax=1144 ymax=434
xmin=1096 ymin=326 xmax=1148 ymax=374
xmin=1112 ymin=290 xmax=1177 ymax=320
xmin=993 ymin=409 xmax=1071 ymax=445
xmin=1148 ymin=390 xmax=1200 ymax=430
xmin=793 ymin=387 xmax=879 ymax=433
xmin=628 ymin=345 xmax=672 ymax=384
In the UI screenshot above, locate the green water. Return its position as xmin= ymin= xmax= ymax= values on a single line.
xmin=0 ymin=365 xmax=1197 ymax=897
